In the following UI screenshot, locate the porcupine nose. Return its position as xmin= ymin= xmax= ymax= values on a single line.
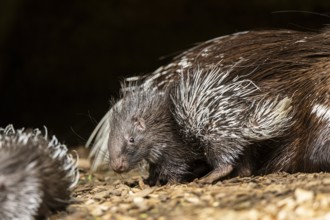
xmin=110 ymin=157 xmax=128 ymax=173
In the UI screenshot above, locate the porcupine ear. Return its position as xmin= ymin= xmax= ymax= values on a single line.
xmin=133 ymin=117 xmax=146 ymax=131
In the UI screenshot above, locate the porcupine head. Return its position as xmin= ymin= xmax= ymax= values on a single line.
xmin=108 ymin=86 xmax=173 ymax=174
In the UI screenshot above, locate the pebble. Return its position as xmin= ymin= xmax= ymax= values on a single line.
xmin=294 ymin=188 xmax=314 ymax=203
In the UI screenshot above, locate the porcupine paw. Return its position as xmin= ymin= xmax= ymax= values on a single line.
xmin=233 ymin=149 xmax=255 ymax=177
xmin=158 ymin=177 xmax=169 ymax=185
xmin=234 ymin=164 xmax=253 ymax=177
xmin=143 ymin=176 xmax=158 ymax=186
xmin=143 ymin=175 xmax=169 ymax=186
xmin=143 ymin=164 xmax=169 ymax=186
xmin=197 ymin=164 xmax=234 ymax=184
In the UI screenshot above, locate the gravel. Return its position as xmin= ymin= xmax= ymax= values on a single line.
xmin=51 ymin=158 xmax=330 ymax=220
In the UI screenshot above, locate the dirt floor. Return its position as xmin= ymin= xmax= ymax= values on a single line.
xmin=51 ymin=156 xmax=330 ymax=220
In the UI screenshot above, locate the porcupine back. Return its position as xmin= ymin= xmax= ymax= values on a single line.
xmin=0 ymin=125 xmax=79 ymax=220
xmin=89 ymin=28 xmax=330 ymax=176
xmin=170 ymin=67 xmax=293 ymax=173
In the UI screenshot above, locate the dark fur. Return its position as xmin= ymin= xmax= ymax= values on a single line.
xmin=107 ymin=29 xmax=330 ymax=184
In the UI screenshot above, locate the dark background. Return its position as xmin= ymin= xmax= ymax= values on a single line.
xmin=0 ymin=0 xmax=329 ymax=147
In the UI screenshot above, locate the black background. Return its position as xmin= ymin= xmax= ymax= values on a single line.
xmin=0 ymin=0 xmax=329 ymax=147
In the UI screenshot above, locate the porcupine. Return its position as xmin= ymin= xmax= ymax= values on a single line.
xmin=108 ymin=83 xmax=212 ymax=185
xmin=0 ymin=125 xmax=79 ymax=220
xmin=88 ymin=28 xmax=330 ymax=184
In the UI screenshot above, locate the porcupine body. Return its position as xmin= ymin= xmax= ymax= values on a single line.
xmin=89 ymin=28 xmax=330 ymax=184
xmin=0 ymin=125 xmax=79 ymax=220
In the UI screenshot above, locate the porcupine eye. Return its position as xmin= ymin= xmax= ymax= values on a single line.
xmin=128 ymin=137 xmax=135 ymax=144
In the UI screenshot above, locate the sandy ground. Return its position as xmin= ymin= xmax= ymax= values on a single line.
xmin=50 ymin=157 xmax=330 ymax=220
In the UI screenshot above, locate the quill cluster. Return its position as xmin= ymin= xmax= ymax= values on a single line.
xmin=0 ymin=125 xmax=79 ymax=219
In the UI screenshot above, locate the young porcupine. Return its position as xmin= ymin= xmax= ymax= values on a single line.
xmin=108 ymin=84 xmax=211 ymax=185
xmin=88 ymin=28 xmax=330 ymax=184
xmin=0 ymin=125 xmax=79 ymax=220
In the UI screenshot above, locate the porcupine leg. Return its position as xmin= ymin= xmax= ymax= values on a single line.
xmin=144 ymin=163 xmax=160 ymax=186
xmin=144 ymin=163 xmax=171 ymax=186
xmin=198 ymin=164 xmax=234 ymax=184
xmin=198 ymin=96 xmax=294 ymax=184
xmin=234 ymin=147 xmax=255 ymax=177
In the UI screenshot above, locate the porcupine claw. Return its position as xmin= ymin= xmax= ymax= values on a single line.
xmin=197 ymin=164 xmax=234 ymax=184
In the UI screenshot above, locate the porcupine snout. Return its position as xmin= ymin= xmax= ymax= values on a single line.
xmin=110 ymin=156 xmax=129 ymax=173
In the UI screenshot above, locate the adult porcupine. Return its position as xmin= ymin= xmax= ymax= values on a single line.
xmin=88 ymin=28 xmax=330 ymax=183
xmin=0 ymin=125 xmax=79 ymax=220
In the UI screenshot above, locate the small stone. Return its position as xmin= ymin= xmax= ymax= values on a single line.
xmin=131 ymin=187 xmax=155 ymax=198
xmin=295 ymin=206 xmax=314 ymax=217
xmin=113 ymin=180 xmax=121 ymax=185
xmin=118 ymin=203 xmax=132 ymax=211
xmin=133 ymin=196 xmax=144 ymax=204
xmin=212 ymin=201 xmax=220 ymax=207
xmin=94 ymin=191 xmax=110 ymax=200
xmin=112 ymin=189 xmax=122 ymax=196
xmin=185 ymin=196 xmax=200 ymax=204
xmin=247 ymin=209 xmax=259 ymax=219
xmin=277 ymin=210 xmax=291 ymax=220
xmin=294 ymin=188 xmax=314 ymax=203
xmin=85 ymin=199 xmax=96 ymax=205
xmin=277 ymin=197 xmax=296 ymax=211
xmin=90 ymin=204 xmax=109 ymax=216
xmin=248 ymin=182 xmax=258 ymax=188
xmin=322 ymin=178 xmax=330 ymax=185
